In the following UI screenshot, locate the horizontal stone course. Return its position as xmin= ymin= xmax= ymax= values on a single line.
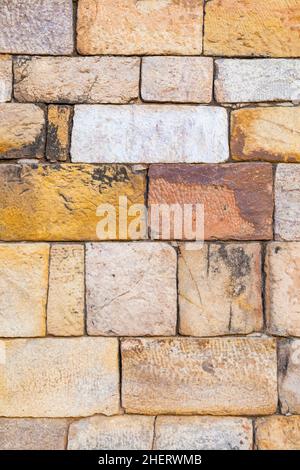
xmin=71 ymin=105 xmax=229 ymax=164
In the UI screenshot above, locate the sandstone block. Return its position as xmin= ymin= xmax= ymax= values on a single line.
xmin=122 ymin=337 xmax=277 ymax=415
xmin=141 ymin=57 xmax=213 ymax=103
xmin=0 ymin=0 xmax=73 ymax=55
xmin=154 ymin=416 xmax=253 ymax=450
xmin=148 ymin=163 xmax=273 ymax=240
xmin=215 ymin=60 xmax=300 ymax=103
xmin=255 ymin=416 xmax=300 ymax=450
xmin=0 ymin=104 xmax=45 ymax=159
xmin=275 ymin=164 xmax=300 ymax=241
xmin=179 ymin=243 xmax=262 ymax=337
xmin=279 ymin=339 xmax=300 ymax=414
xmin=0 ymin=164 xmax=146 ymax=241
xmin=14 ymin=57 xmax=140 ymax=104
xmin=71 ymin=105 xmax=229 ymax=163
xmin=0 ymin=56 xmax=12 ymax=102
xmin=77 ymin=0 xmax=203 ymax=55
xmin=47 ymin=244 xmax=85 ymax=336
xmin=68 ymin=415 xmax=154 ymax=450
xmin=46 ymin=105 xmax=72 ymax=162
xmin=0 ymin=338 xmax=119 ymax=417
xmin=86 ymin=243 xmax=177 ymax=336
xmin=0 ymin=244 xmax=49 ymax=337
xmin=266 ymin=243 xmax=300 ymax=337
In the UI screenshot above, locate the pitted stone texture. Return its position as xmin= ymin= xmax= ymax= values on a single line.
xmin=0 ymin=244 xmax=49 ymax=337
xmin=141 ymin=57 xmax=213 ymax=103
xmin=266 ymin=243 xmax=300 ymax=337
xmin=154 ymin=416 xmax=253 ymax=450
xmin=0 ymin=0 xmax=73 ymax=55
xmin=77 ymin=0 xmax=203 ymax=55
xmin=46 ymin=105 xmax=72 ymax=162
xmin=275 ymin=164 xmax=300 ymax=241
xmin=279 ymin=339 xmax=300 ymax=415
xmin=0 ymin=418 xmax=69 ymax=450
xmin=122 ymin=337 xmax=277 ymax=415
xmin=14 ymin=57 xmax=140 ymax=104
xmin=255 ymin=416 xmax=300 ymax=450
xmin=215 ymin=60 xmax=300 ymax=103
xmin=86 ymin=243 xmax=177 ymax=336
xmin=0 ymin=337 xmax=119 ymax=417
xmin=0 ymin=104 xmax=45 ymax=159
xmin=71 ymin=105 xmax=229 ymax=163
xmin=68 ymin=415 xmax=154 ymax=450
xmin=231 ymin=107 xmax=300 ymax=163
xmin=148 ymin=164 xmax=273 ymax=240
xmin=179 ymin=243 xmax=262 ymax=337
xmin=205 ymin=0 xmax=300 ymax=57
xmin=0 ymin=56 xmax=12 ymax=102
xmin=47 ymin=244 xmax=85 ymax=337
xmin=0 ymin=164 xmax=146 ymax=241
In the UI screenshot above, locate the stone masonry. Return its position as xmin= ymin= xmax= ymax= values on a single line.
xmin=0 ymin=0 xmax=299 ymax=451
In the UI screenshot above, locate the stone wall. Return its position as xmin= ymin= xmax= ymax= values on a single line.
xmin=0 ymin=0 xmax=300 ymax=450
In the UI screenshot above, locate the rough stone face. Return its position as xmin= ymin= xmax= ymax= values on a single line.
xmin=141 ymin=57 xmax=213 ymax=103
xmin=68 ymin=415 xmax=154 ymax=450
xmin=266 ymin=243 xmax=300 ymax=337
xmin=178 ymin=243 xmax=262 ymax=337
xmin=154 ymin=416 xmax=253 ymax=450
xmin=0 ymin=104 xmax=45 ymax=159
xmin=215 ymin=60 xmax=300 ymax=103
xmin=14 ymin=57 xmax=140 ymax=104
xmin=47 ymin=244 xmax=85 ymax=337
xmin=0 ymin=337 xmax=119 ymax=417
xmin=0 ymin=0 xmax=73 ymax=55
xmin=46 ymin=105 xmax=72 ymax=162
xmin=122 ymin=337 xmax=277 ymax=415
xmin=231 ymin=107 xmax=300 ymax=163
xmin=0 ymin=244 xmax=49 ymax=337
xmin=279 ymin=339 xmax=300 ymax=415
xmin=86 ymin=243 xmax=177 ymax=336
xmin=275 ymin=164 xmax=300 ymax=241
xmin=0 ymin=419 xmax=69 ymax=450
xmin=255 ymin=416 xmax=300 ymax=450
xmin=77 ymin=0 xmax=203 ymax=55
xmin=71 ymin=105 xmax=229 ymax=164
xmin=204 ymin=0 xmax=300 ymax=57
xmin=148 ymin=164 xmax=273 ymax=240
xmin=0 ymin=56 xmax=12 ymax=102
xmin=0 ymin=164 xmax=146 ymax=241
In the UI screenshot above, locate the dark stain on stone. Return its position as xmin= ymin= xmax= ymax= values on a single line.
xmin=202 ymin=360 xmax=215 ymax=375
xmin=275 ymin=246 xmax=282 ymax=254
xmin=92 ymin=166 xmax=130 ymax=192
xmin=217 ymin=244 xmax=251 ymax=279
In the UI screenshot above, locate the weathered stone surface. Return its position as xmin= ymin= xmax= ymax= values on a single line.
xmin=0 ymin=418 xmax=69 ymax=450
xmin=0 ymin=338 xmax=119 ymax=417
xmin=179 ymin=243 xmax=262 ymax=337
xmin=0 ymin=104 xmax=45 ymax=159
xmin=0 ymin=164 xmax=146 ymax=241
xmin=141 ymin=57 xmax=213 ymax=103
xmin=231 ymin=107 xmax=300 ymax=162
xmin=148 ymin=164 xmax=273 ymax=240
xmin=71 ymin=105 xmax=229 ymax=163
xmin=266 ymin=243 xmax=300 ymax=337
xmin=275 ymin=164 xmax=300 ymax=241
xmin=0 ymin=56 xmax=12 ymax=102
xmin=77 ymin=0 xmax=203 ymax=55
xmin=47 ymin=244 xmax=85 ymax=337
xmin=46 ymin=105 xmax=72 ymax=162
xmin=122 ymin=337 xmax=277 ymax=415
xmin=86 ymin=243 xmax=177 ymax=336
xmin=279 ymin=339 xmax=300 ymax=414
xmin=255 ymin=416 xmax=300 ymax=450
xmin=205 ymin=0 xmax=300 ymax=57
xmin=215 ymin=60 xmax=300 ymax=103
xmin=0 ymin=244 xmax=49 ymax=337
xmin=14 ymin=57 xmax=140 ymax=104
xmin=68 ymin=415 xmax=154 ymax=450
xmin=154 ymin=416 xmax=253 ymax=450
xmin=0 ymin=0 xmax=73 ymax=55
